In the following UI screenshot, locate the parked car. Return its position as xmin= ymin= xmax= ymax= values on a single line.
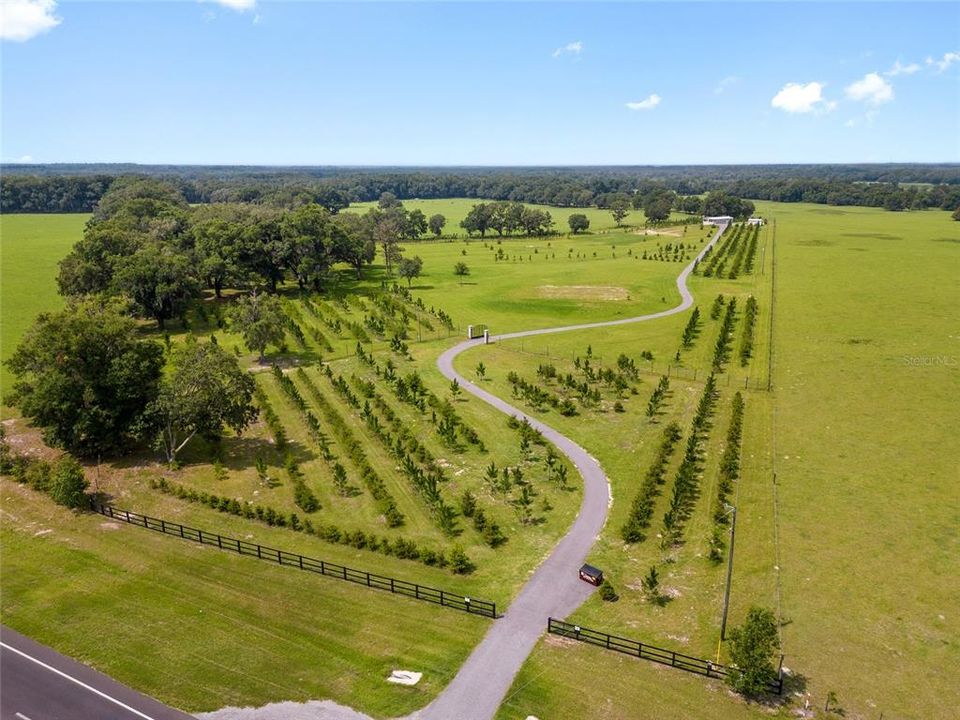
xmin=578 ymin=564 xmax=603 ymax=586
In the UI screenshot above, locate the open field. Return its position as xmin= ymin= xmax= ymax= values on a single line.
xmin=347 ymin=197 xmax=695 ymax=236
xmin=1 ymin=202 xmax=958 ymax=719
xmin=479 ymin=204 xmax=960 ymax=720
xmin=0 ymin=213 xmax=89 ymax=395
xmin=0 ymin=479 xmax=487 ymax=716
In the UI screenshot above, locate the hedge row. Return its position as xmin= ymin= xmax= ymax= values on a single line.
xmin=739 ymin=296 xmax=758 ymax=366
xmin=295 ymin=368 xmax=404 ymax=527
xmin=646 ymin=375 xmax=670 ymax=418
xmin=335 ymin=373 xmax=458 ymax=537
xmin=620 ymin=422 xmax=683 ymax=543
xmin=661 ymin=373 xmax=719 ymax=547
xmin=709 ymin=392 xmax=745 ymax=562
xmin=149 ymin=478 xmax=473 ymax=572
xmin=1 ymin=428 xmax=89 ymax=510
xmin=253 ymin=385 xmax=288 ymax=451
xmin=712 ymin=298 xmax=738 ymax=372
xmin=507 ymin=371 xmax=577 ymax=416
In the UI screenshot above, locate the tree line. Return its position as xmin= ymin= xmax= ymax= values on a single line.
xmin=4 ymin=165 xmax=958 ymax=213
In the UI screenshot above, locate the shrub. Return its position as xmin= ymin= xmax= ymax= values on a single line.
xmin=49 ymin=456 xmax=89 ymax=509
xmin=24 ymin=459 xmax=51 ymax=492
xmin=727 ymin=607 xmax=780 ymax=697
xmin=599 ymin=580 xmax=618 ymax=602
xmin=448 ymin=544 xmax=474 ymax=574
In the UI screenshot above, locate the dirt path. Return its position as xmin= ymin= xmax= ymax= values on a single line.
xmin=417 ymin=223 xmax=727 ymax=720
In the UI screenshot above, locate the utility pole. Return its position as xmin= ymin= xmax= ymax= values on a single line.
xmin=720 ymin=503 xmax=737 ymax=640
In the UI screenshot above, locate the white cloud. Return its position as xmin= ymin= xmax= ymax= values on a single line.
xmin=0 ymin=0 xmax=60 ymax=42
xmin=885 ymin=60 xmax=920 ymax=77
xmin=13 ymin=154 xmax=34 ymax=162
xmin=206 ymin=0 xmax=256 ymax=12
xmin=714 ymin=75 xmax=740 ymax=95
xmin=552 ymin=40 xmax=582 ymax=58
xmin=625 ymin=94 xmax=661 ymax=111
xmin=770 ymin=82 xmax=830 ymax=113
xmin=927 ymin=51 xmax=960 ymax=73
xmin=845 ymin=72 xmax=894 ymax=105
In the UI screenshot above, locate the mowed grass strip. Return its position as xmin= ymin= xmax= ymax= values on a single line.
xmin=1 ymin=479 xmax=487 ymax=717
xmin=494 ymin=639 xmax=763 ymax=720
xmin=751 ymin=202 xmax=960 ymax=719
xmin=0 ymin=213 xmax=89 ymax=397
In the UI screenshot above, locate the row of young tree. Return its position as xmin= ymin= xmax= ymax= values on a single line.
xmin=708 ymin=393 xmax=745 ymax=563
xmin=149 ymin=477 xmax=473 ymax=573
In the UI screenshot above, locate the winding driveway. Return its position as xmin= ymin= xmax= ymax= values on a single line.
xmin=416 ymin=223 xmax=727 ymax=720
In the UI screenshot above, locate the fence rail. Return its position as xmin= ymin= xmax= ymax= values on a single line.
xmin=94 ymin=503 xmax=496 ymax=618
xmin=547 ymin=618 xmax=783 ymax=694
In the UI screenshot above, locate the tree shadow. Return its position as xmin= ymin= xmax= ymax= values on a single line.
xmin=181 ymin=435 xmax=316 ymax=472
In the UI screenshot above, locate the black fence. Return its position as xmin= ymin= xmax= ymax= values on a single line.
xmin=547 ymin=618 xmax=783 ymax=694
xmin=94 ymin=504 xmax=497 ymax=618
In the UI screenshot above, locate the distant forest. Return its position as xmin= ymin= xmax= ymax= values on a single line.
xmin=3 ymin=164 xmax=959 ymax=214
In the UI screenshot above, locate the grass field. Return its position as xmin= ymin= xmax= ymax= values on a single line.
xmin=1 ymin=202 xmax=957 ymax=719
xmin=0 ymin=213 xmax=89 ymax=396
xmin=0 ymin=479 xmax=487 ymax=716
xmin=480 ymin=204 xmax=960 ymax=720
xmin=347 ymin=197 xmax=695 ymax=236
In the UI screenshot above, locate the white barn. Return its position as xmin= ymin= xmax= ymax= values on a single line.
xmin=747 ymin=217 xmax=765 ymax=226
xmin=703 ymin=215 xmax=734 ymax=226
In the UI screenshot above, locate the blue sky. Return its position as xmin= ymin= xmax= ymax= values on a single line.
xmin=1 ymin=1 xmax=958 ymax=165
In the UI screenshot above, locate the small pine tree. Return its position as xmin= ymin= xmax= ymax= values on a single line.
xmin=641 ymin=565 xmax=661 ymax=603
xmin=459 ymin=490 xmax=477 ymax=518
xmin=333 ymin=462 xmax=349 ymax=496
xmin=448 ymin=544 xmax=474 ymax=574
xmin=554 ymin=464 xmax=568 ymax=488
xmin=599 ymin=580 xmax=618 ymax=601
xmin=255 ymin=456 xmax=269 ymax=484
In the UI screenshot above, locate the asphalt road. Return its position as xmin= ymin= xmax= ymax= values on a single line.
xmin=419 ymin=223 xmax=727 ymax=720
xmin=0 ymin=626 xmax=194 ymax=720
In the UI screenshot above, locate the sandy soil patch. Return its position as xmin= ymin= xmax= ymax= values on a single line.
xmin=537 ymin=285 xmax=629 ymax=301
xmin=197 ymin=700 xmax=375 ymax=720
xmin=632 ymin=228 xmax=683 ymax=237
xmin=544 ymin=633 xmax=578 ymax=648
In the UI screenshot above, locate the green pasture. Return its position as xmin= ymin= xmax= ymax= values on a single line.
xmin=483 ymin=204 xmax=960 ymax=720
xmin=0 ymin=480 xmax=487 ymax=717
xmin=361 ymin=225 xmax=712 ymax=334
xmin=1 ymin=202 xmax=957 ymax=719
xmin=0 ymin=213 xmax=89 ymax=396
xmin=347 ymin=197 xmax=694 ymax=235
